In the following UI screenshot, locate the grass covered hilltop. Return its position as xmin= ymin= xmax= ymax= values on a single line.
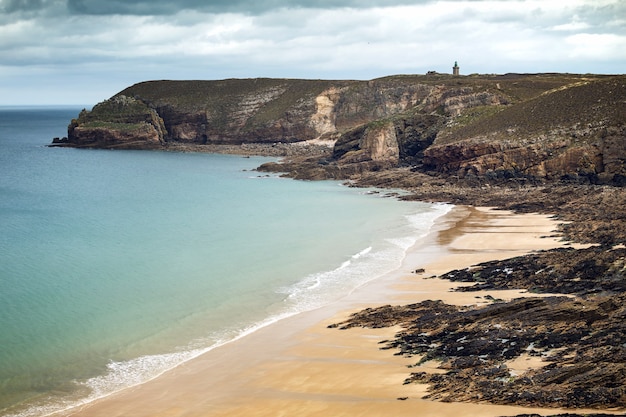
xmin=55 ymin=72 xmax=626 ymax=415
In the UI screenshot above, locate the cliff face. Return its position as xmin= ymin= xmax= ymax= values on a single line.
xmin=332 ymin=114 xmax=444 ymax=166
xmin=66 ymin=95 xmax=166 ymax=149
xmin=422 ymin=77 xmax=626 ymax=184
xmin=67 ymin=78 xmax=454 ymax=147
xmin=60 ymin=73 xmax=626 ymax=184
xmin=63 ymin=75 xmax=509 ymax=156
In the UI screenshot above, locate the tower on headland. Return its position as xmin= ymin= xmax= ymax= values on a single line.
xmin=453 ymin=61 xmax=460 ymax=76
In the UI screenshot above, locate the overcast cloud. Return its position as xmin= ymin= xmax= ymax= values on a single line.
xmin=1 ymin=0 xmax=624 ymax=105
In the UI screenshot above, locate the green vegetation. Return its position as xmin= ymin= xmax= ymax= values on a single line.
xmin=117 ymin=78 xmax=338 ymax=111
xmin=80 ymin=121 xmax=147 ymax=132
xmin=79 ymin=96 xmax=154 ymax=124
xmin=437 ymin=75 xmax=626 ymax=145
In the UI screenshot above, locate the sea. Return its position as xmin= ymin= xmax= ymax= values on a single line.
xmin=0 ymin=106 xmax=451 ymax=416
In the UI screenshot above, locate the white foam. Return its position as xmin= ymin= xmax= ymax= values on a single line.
xmin=279 ymin=202 xmax=453 ymax=313
xmin=339 ymin=259 xmax=352 ymax=269
xmin=352 ymin=246 xmax=372 ymax=259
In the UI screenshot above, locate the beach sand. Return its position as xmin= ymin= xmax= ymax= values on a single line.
xmin=61 ymin=206 xmax=594 ymax=417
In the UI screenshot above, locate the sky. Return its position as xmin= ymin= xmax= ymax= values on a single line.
xmin=1 ymin=0 xmax=625 ymax=105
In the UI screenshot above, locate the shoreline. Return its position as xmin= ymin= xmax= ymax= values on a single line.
xmin=57 ymin=206 xmax=603 ymax=417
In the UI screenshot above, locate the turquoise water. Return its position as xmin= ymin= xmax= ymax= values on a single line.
xmin=0 ymin=107 xmax=450 ymax=416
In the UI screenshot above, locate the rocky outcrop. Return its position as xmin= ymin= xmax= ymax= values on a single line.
xmin=332 ymin=122 xmax=399 ymax=164
xmin=332 ymin=114 xmax=444 ymax=165
xmin=328 ymin=83 xmax=508 ymax=166
xmin=422 ymin=77 xmax=626 ymax=184
xmin=421 ymin=138 xmax=591 ymax=178
xmin=63 ymin=95 xmax=166 ymax=149
xmin=442 ymin=246 xmax=626 ymax=295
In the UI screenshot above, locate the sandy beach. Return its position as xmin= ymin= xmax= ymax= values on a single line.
xmin=60 ymin=206 xmax=597 ymax=417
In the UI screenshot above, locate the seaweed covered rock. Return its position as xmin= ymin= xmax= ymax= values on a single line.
xmin=331 ymin=241 xmax=626 ymax=410
xmin=442 ymin=246 xmax=626 ymax=295
xmin=333 ymin=294 xmax=626 ymax=409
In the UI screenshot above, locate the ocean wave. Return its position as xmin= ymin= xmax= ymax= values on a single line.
xmin=15 ymin=315 xmax=295 ymax=417
xmin=274 ymin=201 xmax=452 ymax=310
xmin=352 ymin=246 xmax=372 ymax=259
xmin=278 ymin=204 xmax=451 ymax=313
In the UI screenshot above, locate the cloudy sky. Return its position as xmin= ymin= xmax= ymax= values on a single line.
xmin=1 ymin=0 xmax=625 ymax=105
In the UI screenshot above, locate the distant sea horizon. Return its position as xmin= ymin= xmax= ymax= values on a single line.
xmin=0 ymin=106 xmax=451 ymax=417
xmin=0 ymin=105 xmax=94 ymax=109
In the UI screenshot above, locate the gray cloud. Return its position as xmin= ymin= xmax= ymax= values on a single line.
xmin=64 ymin=0 xmax=434 ymax=15
xmin=1 ymin=0 xmax=46 ymax=13
xmin=0 ymin=0 xmax=65 ymax=16
xmin=0 ymin=0 xmax=624 ymax=105
xmin=576 ymin=2 xmax=626 ymax=34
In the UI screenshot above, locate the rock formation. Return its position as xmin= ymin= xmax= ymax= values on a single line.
xmin=422 ymin=77 xmax=626 ymax=184
xmin=56 ymin=73 xmax=626 ymax=184
xmin=65 ymin=95 xmax=167 ymax=149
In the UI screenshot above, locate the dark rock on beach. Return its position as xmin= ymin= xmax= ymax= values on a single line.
xmin=442 ymin=246 xmax=626 ymax=295
xmin=331 ymin=244 xmax=626 ymax=410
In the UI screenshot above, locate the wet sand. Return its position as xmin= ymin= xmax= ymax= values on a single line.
xmin=61 ymin=206 xmax=595 ymax=417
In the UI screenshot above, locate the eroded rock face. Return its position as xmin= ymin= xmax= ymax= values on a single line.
xmin=65 ymin=96 xmax=166 ymax=149
xmin=421 ymin=76 xmax=626 ymax=184
xmin=333 ymin=114 xmax=444 ymax=166
xmin=309 ymin=87 xmax=343 ymax=139
xmin=598 ymin=125 xmax=626 ymax=182
xmin=68 ymin=124 xmax=163 ymax=148
xmin=422 ymin=130 xmax=624 ymax=184
xmin=333 ymin=122 xmax=399 ymax=164
xmin=421 ymin=86 xmax=510 ymax=116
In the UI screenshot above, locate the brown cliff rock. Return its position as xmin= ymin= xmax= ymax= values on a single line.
xmin=64 ymin=95 xmax=166 ymax=149
xmin=423 ymin=76 xmax=626 ymax=184
xmin=58 ymin=76 xmax=508 ymax=151
xmin=332 ymin=113 xmax=445 ymax=166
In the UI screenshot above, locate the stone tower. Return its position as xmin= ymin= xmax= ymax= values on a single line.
xmin=453 ymin=61 xmax=460 ymax=76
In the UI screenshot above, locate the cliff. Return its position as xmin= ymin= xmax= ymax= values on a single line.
xmin=423 ymin=76 xmax=626 ymax=184
xmin=57 ymin=73 xmax=626 ymax=184
xmin=62 ymin=95 xmax=167 ymax=149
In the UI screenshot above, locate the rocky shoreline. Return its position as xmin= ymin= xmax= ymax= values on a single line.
xmin=320 ymin=174 xmax=626 ymax=413
xmin=199 ymin=141 xmax=626 ymax=414
xmin=165 ymin=140 xmax=626 ymax=413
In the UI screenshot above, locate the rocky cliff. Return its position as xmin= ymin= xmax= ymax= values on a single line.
xmin=57 ymin=73 xmax=626 ymax=184
xmin=62 ymin=95 xmax=167 ymax=149
xmin=423 ymin=76 xmax=626 ymax=184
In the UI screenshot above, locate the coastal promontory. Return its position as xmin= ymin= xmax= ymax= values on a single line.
xmin=56 ymin=73 xmax=626 ymax=185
